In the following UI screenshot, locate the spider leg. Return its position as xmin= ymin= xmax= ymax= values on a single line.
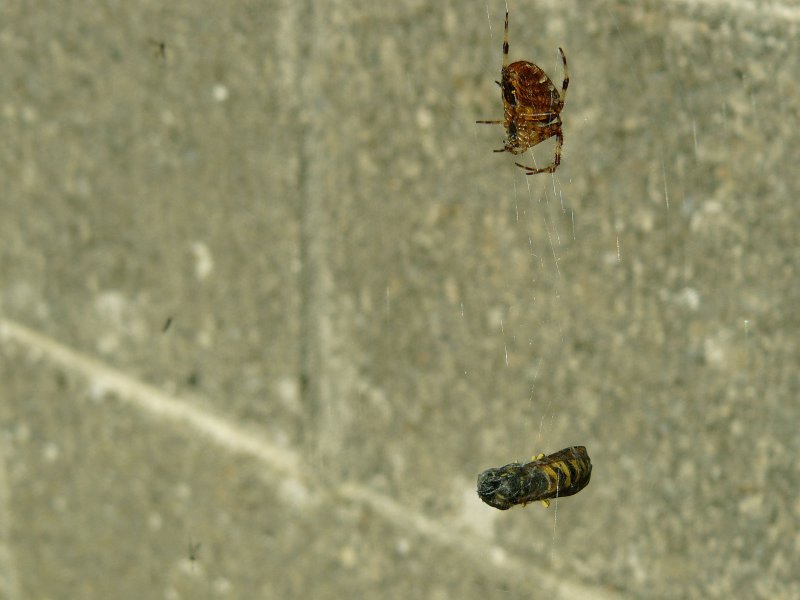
xmin=558 ymin=47 xmax=569 ymax=105
xmin=514 ymin=131 xmax=563 ymax=175
xmin=502 ymin=11 xmax=510 ymax=68
xmin=475 ymin=119 xmax=506 ymax=151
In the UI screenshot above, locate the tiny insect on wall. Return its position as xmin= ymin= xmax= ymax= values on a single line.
xmin=477 ymin=446 xmax=592 ymax=510
xmin=476 ymin=10 xmax=569 ymax=174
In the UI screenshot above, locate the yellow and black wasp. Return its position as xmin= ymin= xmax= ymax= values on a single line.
xmin=477 ymin=446 xmax=592 ymax=510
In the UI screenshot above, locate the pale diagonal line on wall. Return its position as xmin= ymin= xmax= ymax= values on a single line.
xmin=0 ymin=317 xmax=622 ymax=600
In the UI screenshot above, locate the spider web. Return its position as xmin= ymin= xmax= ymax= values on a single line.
xmin=465 ymin=1 xmax=799 ymax=599
xmin=2 ymin=0 xmax=795 ymax=598
xmin=476 ymin=3 xmax=584 ymax=562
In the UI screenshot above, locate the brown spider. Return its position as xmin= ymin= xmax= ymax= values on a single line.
xmin=477 ymin=11 xmax=569 ymax=174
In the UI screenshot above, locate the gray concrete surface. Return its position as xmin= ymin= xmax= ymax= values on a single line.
xmin=2 ymin=1 xmax=799 ymax=598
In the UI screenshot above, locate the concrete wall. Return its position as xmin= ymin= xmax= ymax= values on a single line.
xmin=2 ymin=1 xmax=798 ymax=598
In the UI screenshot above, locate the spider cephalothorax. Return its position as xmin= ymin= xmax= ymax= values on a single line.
xmin=477 ymin=11 xmax=569 ymax=174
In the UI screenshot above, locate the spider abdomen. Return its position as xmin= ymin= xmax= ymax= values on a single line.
xmin=504 ymin=61 xmax=562 ymax=117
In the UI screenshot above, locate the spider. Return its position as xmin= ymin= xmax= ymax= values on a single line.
xmin=476 ymin=11 xmax=569 ymax=174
